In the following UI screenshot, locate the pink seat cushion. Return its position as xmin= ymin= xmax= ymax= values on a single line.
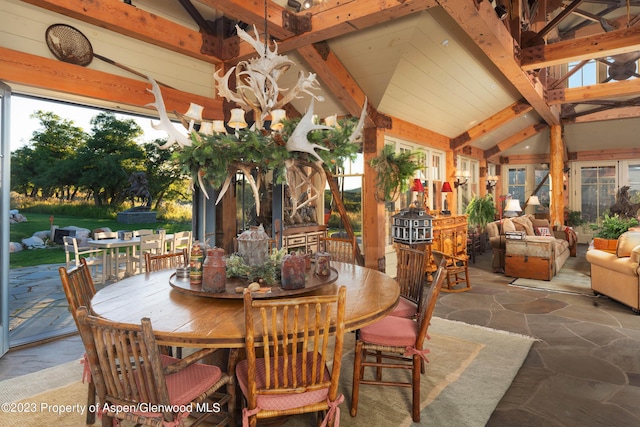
xmin=359 ymin=316 xmax=418 ymax=347
xmin=236 ymin=351 xmax=330 ymax=411
xmin=390 ymin=297 xmax=417 ymax=318
xmin=131 ymin=355 xmax=223 ymax=418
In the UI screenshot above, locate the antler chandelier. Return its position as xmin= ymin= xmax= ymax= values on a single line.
xmin=145 ymin=23 xmax=366 ymax=220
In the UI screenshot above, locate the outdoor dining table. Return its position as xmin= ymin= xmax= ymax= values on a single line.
xmin=87 ymin=234 xmax=175 ymax=279
xmin=90 ymin=261 xmax=400 ymax=349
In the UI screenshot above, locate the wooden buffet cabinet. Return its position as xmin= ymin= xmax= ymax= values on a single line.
xmin=420 ymin=214 xmax=468 ymax=276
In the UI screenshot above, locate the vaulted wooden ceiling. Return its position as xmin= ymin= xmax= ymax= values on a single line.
xmin=5 ymin=0 xmax=640 ymax=163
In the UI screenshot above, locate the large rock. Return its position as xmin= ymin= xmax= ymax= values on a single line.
xmin=9 ymin=242 xmax=23 ymax=253
xmin=22 ymin=235 xmax=46 ymax=249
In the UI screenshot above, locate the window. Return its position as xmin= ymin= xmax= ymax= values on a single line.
xmin=567 ymin=60 xmax=597 ymax=88
xmin=579 ymin=165 xmax=616 ymax=222
xmin=507 ymin=167 xmax=526 ymax=208
xmin=533 ymin=167 xmax=551 ymax=213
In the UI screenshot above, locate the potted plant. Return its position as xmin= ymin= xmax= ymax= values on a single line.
xmin=369 ymin=145 xmax=421 ymax=202
xmin=590 ymin=214 xmax=639 ymax=251
xmin=465 ymin=194 xmax=497 ymax=232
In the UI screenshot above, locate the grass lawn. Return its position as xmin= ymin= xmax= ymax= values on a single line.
xmin=10 ymin=213 xmax=192 ymax=268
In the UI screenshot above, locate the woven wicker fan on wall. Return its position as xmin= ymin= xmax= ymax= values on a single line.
xmin=45 ymin=24 xmax=172 ymax=88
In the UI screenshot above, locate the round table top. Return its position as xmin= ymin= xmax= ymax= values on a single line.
xmin=91 ymin=262 xmax=399 ymax=348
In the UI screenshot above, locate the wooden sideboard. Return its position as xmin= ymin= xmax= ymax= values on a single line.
xmin=398 ymin=214 xmax=467 ymax=277
xmin=281 ymin=225 xmax=327 ymax=254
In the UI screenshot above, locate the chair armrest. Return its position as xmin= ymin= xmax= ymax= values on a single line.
xmin=163 ymin=348 xmax=218 ymax=375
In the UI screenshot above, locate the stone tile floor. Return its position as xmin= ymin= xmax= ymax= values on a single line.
xmin=2 ymin=245 xmax=640 ymax=426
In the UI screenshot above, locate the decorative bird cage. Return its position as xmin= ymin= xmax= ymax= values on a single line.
xmin=391 ymin=207 xmax=433 ymax=246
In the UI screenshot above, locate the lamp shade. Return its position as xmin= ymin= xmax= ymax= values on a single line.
xmin=504 ymin=198 xmax=522 ymax=213
xmin=411 ymin=178 xmax=424 ymax=192
xmin=212 ymin=120 xmax=227 ymax=134
xmin=228 ymin=108 xmax=247 ymax=129
xmin=441 ymin=182 xmax=453 ymax=193
xmin=270 ymin=109 xmax=286 ymax=131
xmin=184 ymin=103 xmax=204 ymax=121
xmin=527 ymin=195 xmax=540 ymax=206
xmin=198 ymin=121 xmax=214 ymax=135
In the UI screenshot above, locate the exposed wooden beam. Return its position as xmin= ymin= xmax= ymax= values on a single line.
xmin=484 ymin=123 xmax=548 ymax=160
xmin=521 ymin=25 xmax=640 ymax=70
xmin=498 ymin=153 xmax=550 ymax=165
xmin=0 ymin=47 xmax=223 ymax=119
xmin=548 ymin=79 xmax=640 ymax=105
xmin=566 ymin=106 xmax=640 ymax=123
xmin=21 ymin=0 xmax=221 ymax=63
xmin=387 ymin=118 xmax=450 ymax=152
xmin=570 ymin=147 xmax=640 ymax=161
xmin=233 ymin=0 xmax=439 ymax=60
xmin=450 ymin=100 xmax=533 ymax=150
xmin=437 ymin=0 xmax=560 ymax=126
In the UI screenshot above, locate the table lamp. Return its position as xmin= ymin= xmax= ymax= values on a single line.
xmin=503 ymin=197 xmax=522 ymax=217
xmin=441 ymin=182 xmax=453 ymax=215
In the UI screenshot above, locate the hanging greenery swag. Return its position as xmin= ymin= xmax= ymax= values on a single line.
xmin=173 ymin=117 xmax=361 ymax=190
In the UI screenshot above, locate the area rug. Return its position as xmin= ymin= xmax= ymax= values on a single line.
xmin=0 ymin=317 xmax=534 ymax=427
xmin=509 ymin=268 xmax=593 ymax=296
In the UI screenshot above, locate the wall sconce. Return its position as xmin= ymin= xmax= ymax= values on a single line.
xmin=486 ymin=175 xmax=498 ymax=191
xmin=454 ymin=170 xmax=470 ymax=188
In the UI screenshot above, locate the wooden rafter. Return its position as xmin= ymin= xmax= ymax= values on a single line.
xmin=568 ymin=106 xmax=640 ymax=123
xmin=521 ymin=25 xmax=640 ymax=70
xmin=548 ymin=79 xmax=640 ymax=105
xmin=450 ymin=100 xmax=533 ymax=150
xmin=437 ymin=0 xmax=560 ymax=125
xmin=484 ymin=123 xmax=548 ymax=160
xmin=0 ymin=47 xmax=223 ymax=118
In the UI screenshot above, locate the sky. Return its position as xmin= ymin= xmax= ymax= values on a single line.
xmin=9 ymin=95 xmax=170 ymax=151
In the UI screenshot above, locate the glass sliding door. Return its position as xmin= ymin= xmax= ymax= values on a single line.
xmin=0 ymin=82 xmax=10 ymax=357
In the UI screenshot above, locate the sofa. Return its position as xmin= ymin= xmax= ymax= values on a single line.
xmin=586 ymin=231 xmax=640 ymax=313
xmin=486 ymin=214 xmax=577 ymax=275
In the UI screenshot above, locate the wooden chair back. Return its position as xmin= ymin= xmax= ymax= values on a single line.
xmin=172 ymin=230 xmax=192 ymax=251
xmin=242 ymin=286 xmax=347 ymax=424
xmin=58 ymin=258 xmax=96 ymax=329
xmin=144 ymin=248 xmax=188 ymax=272
xmin=415 ymin=257 xmax=447 ymax=350
xmin=76 ymin=307 xmax=176 ymax=422
xmin=320 ymin=236 xmax=357 ymax=264
xmin=134 ymin=229 xmax=154 ymax=237
xmin=396 ymin=245 xmax=427 ymax=305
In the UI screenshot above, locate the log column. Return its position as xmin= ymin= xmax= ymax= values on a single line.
xmin=362 ymin=126 xmax=387 ymax=271
xmin=549 ymin=124 xmax=565 ymax=226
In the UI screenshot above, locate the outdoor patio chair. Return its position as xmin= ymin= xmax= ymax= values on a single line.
xmin=58 ymin=258 xmax=98 ymax=424
xmin=130 ymin=233 xmax=165 ymax=274
xmin=236 ymin=286 xmax=347 ymax=427
xmin=350 ymin=258 xmax=446 ymax=423
xmin=390 ymin=245 xmax=427 ymax=318
xmin=76 ymin=306 xmax=234 ymax=427
xmin=63 ymin=236 xmax=105 ymax=284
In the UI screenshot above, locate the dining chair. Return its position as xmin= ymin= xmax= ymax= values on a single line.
xmin=63 ymin=236 xmax=105 ymax=284
xmin=320 ymin=235 xmax=358 ymax=264
xmin=390 ymin=245 xmax=427 ymax=318
xmin=58 ymin=258 xmax=98 ymax=424
xmin=350 ymin=258 xmax=446 ymax=423
xmin=76 ymin=306 xmax=235 ymax=427
xmin=171 ymin=230 xmax=192 ymax=254
xmin=134 ymin=228 xmax=154 ymax=237
xmin=131 ymin=233 xmax=165 ymax=274
xmin=431 ymin=249 xmax=472 ymax=292
xmin=144 ymin=248 xmax=188 ymax=272
xmin=236 ymin=286 xmax=347 ymax=427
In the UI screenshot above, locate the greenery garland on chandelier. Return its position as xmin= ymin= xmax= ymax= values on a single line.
xmin=173 ymin=116 xmax=361 ymax=190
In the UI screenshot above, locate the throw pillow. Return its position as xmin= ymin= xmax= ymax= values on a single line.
xmin=536 ymin=226 xmax=551 ymax=237
xmin=512 ymin=216 xmax=535 ymax=236
xmin=617 ymin=232 xmax=640 ymax=257
xmin=531 ymin=218 xmax=550 ymax=229
xmin=502 ymin=218 xmax=516 ymax=233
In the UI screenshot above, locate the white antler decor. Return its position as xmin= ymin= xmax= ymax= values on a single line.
xmin=146 ymin=23 xmax=368 ymax=217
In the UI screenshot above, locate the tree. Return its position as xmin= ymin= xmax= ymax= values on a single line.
xmin=76 ymin=112 xmax=145 ymax=206
xmin=11 ymin=111 xmax=86 ymax=198
xmin=141 ymin=140 xmax=190 ymax=210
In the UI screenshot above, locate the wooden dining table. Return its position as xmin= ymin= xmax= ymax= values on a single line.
xmin=90 ymin=261 xmax=400 ymax=349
